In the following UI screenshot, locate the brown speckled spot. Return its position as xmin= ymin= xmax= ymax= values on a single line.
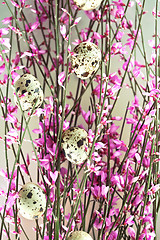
xmin=81 ymin=72 xmax=89 ymax=78
xmin=39 ymin=207 xmax=43 ymax=212
xmin=77 ymin=139 xmax=84 ymax=148
xmin=25 ymin=79 xmax=31 ymax=87
xmin=27 ymin=192 xmax=33 ymax=199
xmin=22 ymin=89 xmax=27 ymax=95
xmin=87 ymin=45 xmax=92 ymax=51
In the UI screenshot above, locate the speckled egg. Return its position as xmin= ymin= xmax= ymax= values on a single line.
xmin=73 ymin=0 xmax=102 ymax=10
xmin=14 ymin=73 xmax=43 ymax=111
xmin=67 ymin=231 xmax=93 ymax=240
xmin=71 ymin=42 xmax=101 ymax=79
xmin=61 ymin=127 xmax=90 ymax=164
xmin=17 ymin=182 xmax=46 ymax=220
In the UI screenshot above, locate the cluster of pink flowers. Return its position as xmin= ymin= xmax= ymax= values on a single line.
xmin=0 ymin=0 xmax=159 ymax=239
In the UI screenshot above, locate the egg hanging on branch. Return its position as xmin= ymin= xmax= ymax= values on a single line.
xmin=73 ymin=0 xmax=102 ymax=11
xmin=71 ymin=41 xmax=101 ymax=79
xmin=67 ymin=231 xmax=93 ymax=240
xmin=61 ymin=127 xmax=90 ymax=164
xmin=14 ymin=73 xmax=43 ymax=111
xmin=17 ymin=182 xmax=46 ymax=220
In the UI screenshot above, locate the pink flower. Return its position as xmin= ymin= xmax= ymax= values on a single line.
xmin=10 ymin=0 xmax=20 ymax=8
xmin=128 ymin=227 xmax=136 ymax=239
xmin=0 ymin=169 xmax=17 ymax=191
xmin=6 ymin=192 xmax=19 ymax=210
xmin=111 ymin=42 xmax=126 ymax=55
xmin=123 ymin=57 xmax=134 ymax=72
xmin=0 ymin=63 xmax=5 ymax=75
xmin=107 ymin=230 xmax=118 ymax=240
xmin=152 ymin=8 xmax=160 ymax=18
xmin=116 ymin=31 xmax=124 ymax=41
xmin=0 ymin=28 xmax=9 ymax=37
xmin=60 ymin=25 xmax=68 ymax=41
xmin=111 ymin=174 xmax=124 ymax=191
xmin=124 ymin=215 xmax=134 ymax=226
xmin=148 ymin=184 xmax=160 ymax=195
xmin=2 ymin=17 xmax=12 ymax=25
xmin=58 ymin=71 xmax=65 ymax=88
xmin=73 ymin=17 xmax=81 ymax=25
xmin=5 ymin=128 xmax=19 ymax=147
xmin=81 ymin=110 xmax=96 ymax=125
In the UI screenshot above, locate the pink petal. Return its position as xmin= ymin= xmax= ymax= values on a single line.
xmin=128 ymin=227 xmax=136 ymax=239
xmin=73 ymin=17 xmax=81 ymax=25
xmin=44 ymin=175 xmax=51 ymax=185
xmin=29 ymin=22 xmax=40 ymax=33
xmin=58 ymin=71 xmax=65 ymax=87
xmin=10 ymin=0 xmax=20 ymax=8
xmin=50 ymin=171 xmax=58 ymax=184
xmin=0 ymin=63 xmax=5 ymax=75
xmin=60 ymin=25 xmax=66 ymax=37
xmin=44 ymin=65 xmax=50 ymax=78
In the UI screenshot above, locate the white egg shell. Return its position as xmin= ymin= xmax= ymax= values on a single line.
xmin=71 ymin=42 xmax=101 ymax=79
xmin=61 ymin=127 xmax=89 ymax=164
xmin=17 ymin=182 xmax=46 ymax=220
xmin=73 ymin=0 xmax=102 ymax=10
xmin=14 ymin=73 xmax=43 ymax=111
xmin=67 ymin=231 xmax=93 ymax=240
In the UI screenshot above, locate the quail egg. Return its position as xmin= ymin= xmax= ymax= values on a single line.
xmin=67 ymin=231 xmax=93 ymax=240
xmin=61 ymin=127 xmax=90 ymax=164
xmin=71 ymin=42 xmax=101 ymax=79
xmin=14 ymin=73 xmax=43 ymax=111
xmin=73 ymin=0 xmax=102 ymax=10
xmin=17 ymin=182 xmax=46 ymax=220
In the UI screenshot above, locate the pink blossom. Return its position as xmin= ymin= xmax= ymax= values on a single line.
xmin=116 ymin=31 xmax=124 ymax=41
xmin=0 ymin=38 xmax=11 ymax=49
xmin=128 ymin=227 xmax=136 ymax=239
xmin=148 ymin=184 xmax=160 ymax=195
xmin=50 ymin=171 xmax=58 ymax=184
xmin=123 ymin=57 xmax=134 ymax=72
xmin=10 ymin=0 xmax=20 ymax=8
xmin=132 ymin=195 xmax=143 ymax=207
xmin=8 ymin=25 xmax=22 ymax=36
xmin=107 ymin=230 xmax=118 ymax=240
xmin=0 ymin=63 xmax=5 ymax=74
xmin=0 ymin=169 xmax=17 ymax=191
xmin=44 ymin=65 xmax=50 ymax=77
xmin=124 ymin=215 xmax=134 ymax=226
xmin=58 ymin=71 xmax=65 ymax=88
xmin=152 ymin=8 xmax=160 ymax=18
xmin=81 ymin=110 xmax=96 ymax=125
xmin=2 ymin=17 xmax=12 ymax=25
xmin=5 ymin=128 xmax=19 ymax=147
xmin=95 ymin=142 xmax=105 ymax=150
xmin=93 ymin=32 xmax=102 ymax=40
xmin=5 ymin=114 xmax=18 ymax=125
xmin=0 ymin=28 xmax=9 ymax=36
xmin=17 ymin=163 xmax=29 ymax=175
xmin=94 ymin=217 xmax=103 ymax=230
xmin=111 ymin=174 xmax=124 ymax=191
xmin=101 ymin=185 xmax=109 ymax=199
xmin=60 ymin=25 xmax=66 ymax=38
xmin=111 ymin=42 xmax=126 ymax=55
xmin=73 ymin=17 xmax=81 ymax=25
xmin=6 ymin=192 xmax=19 ymax=210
